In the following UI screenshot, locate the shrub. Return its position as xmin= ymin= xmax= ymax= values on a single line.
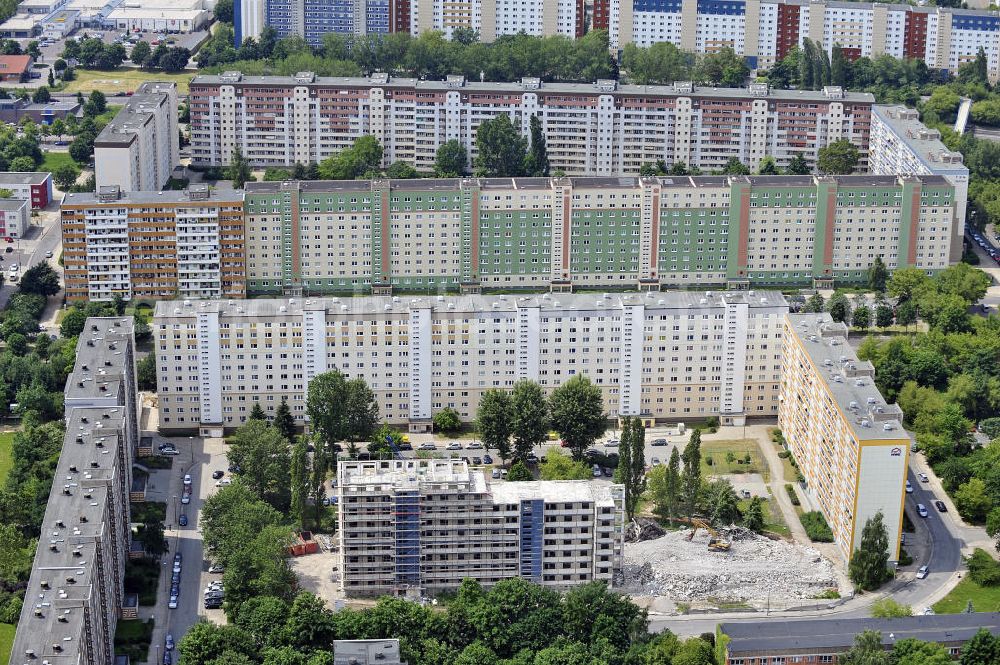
xmin=899 ymin=547 xmax=913 ymax=567
xmin=771 ymin=429 xmax=786 ymax=446
xmin=0 ymin=596 xmax=22 ymax=623
xmin=785 ymin=483 xmax=800 ymax=506
xmin=967 ymin=548 xmax=1000 ymax=587
xmin=705 ymin=455 xmax=713 ymax=466
xmin=813 ymin=589 xmax=840 ymax=600
xmin=705 ymin=416 xmax=719 ymax=429
xmin=980 ymin=418 xmax=1000 ymax=440
xmin=777 ymin=450 xmax=790 ymax=459
xmin=432 ymin=407 xmax=462 ymax=434
xmin=800 ymin=511 xmax=834 ymax=542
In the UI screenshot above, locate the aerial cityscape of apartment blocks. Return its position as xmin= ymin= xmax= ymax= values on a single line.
xmin=779 ymin=313 xmax=908 ymax=564
xmin=234 ymin=0 xmax=1000 ymax=78
xmin=60 ymin=185 xmax=246 ymax=303
xmin=336 ymin=459 xmax=625 ymax=595
xmin=9 ymin=318 xmax=137 ymax=665
xmin=242 ymin=175 xmax=955 ymax=295
xmin=189 ymin=74 xmax=873 ymax=175
xmin=153 ymin=291 xmax=786 ymax=435
xmin=235 ymin=0 xmax=585 ymax=44
xmin=870 ymin=105 xmax=970 ymax=244
xmin=94 ymin=82 xmax=180 ymax=193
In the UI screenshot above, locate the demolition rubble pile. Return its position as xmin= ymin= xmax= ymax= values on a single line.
xmin=621 ymin=529 xmax=841 ymax=604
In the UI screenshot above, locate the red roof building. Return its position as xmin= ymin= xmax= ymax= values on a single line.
xmin=0 ymin=55 xmax=33 ymax=82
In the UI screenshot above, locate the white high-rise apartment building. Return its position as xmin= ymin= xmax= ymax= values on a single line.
xmin=94 ymin=81 xmax=179 ymax=192
xmin=153 ymin=291 xmax=787 ymax=435
xmin=336 ymin=459 xmax=625 ymax=596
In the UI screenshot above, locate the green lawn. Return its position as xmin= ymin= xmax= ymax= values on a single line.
xmin=0 ymin=431 xmax=15 ymax=486
xmin=739 ymin=496 xmax=789 ymax=537
xmin=62 ymin=67 xmax=194 ymax=95
xmin=40 ymin=151 xmax=78 ymax=173
xmin=701 ymin=439 xmax=768 ymax=481
xmin=933 ymin=578 xmax=1000 ymax=614
xmin=0 ymin=623 xmax=14 ymax=665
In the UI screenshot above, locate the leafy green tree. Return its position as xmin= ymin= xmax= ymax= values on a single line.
xmin=803 ymin=293 xmax=825 ymax=313
xmin=289 ymin=437 xmax=310 ymax=529
xmin=136 ymin=352 xmax=157 ymax=391
xmin=694 ymin=47 xmax=748 ymax=87
xmin=786 ymin=154 xmax=811 ymax=175
xmin=875 ymin=302 xmax=893 ymax=328
xmin=227 ymin=420 xmax=292 ymax=511
xmin=524 ymin=114 xmax=549 ymax=177
xmin=624 ymin=417 xmax=646 ymax=519
xmin=561 ymin=582 xmax=646 ymax=650
xmin=226 ymin=146 xmax=253 ymax=189
xmin=621 ymin=41 xmax=692 ymax=84
xmin=672 ymin=638 xmax=714 ymax=665
xmin=742 ymin=496 xmax=765 ymax=532
xmin=385 ymin=160 xmax=418 ymax=179
xmin=756 ymin=156 xmax=780 ymax=175
xmin=19 ymin=261 xmax=60 ymax=296
xmin=308 ymin=440 xmax=328 ymax=529
xmin=432 ymin=406 xmax=462 ymax=434
xmin=59 ymin=306 xmax=87 ymax=338
xmin=343 ymin=377 xmax=378 ymax=448
xmin=281 ymin=591 xmax=338 ymax=650
xmin=827 ymin=292 xmax=852 ymax=324
xmin=895 ymin=300 xmax=918 ymax=328
xmin=871 ymin=598 xmax=912 ymax=618
xmin=721 ymin=156 xmax=750 ymax=175
xmin=548 ymin=374 xmax=605 ymax=461
xmin=867 ymin=256 xmax=888 ymax=292
xmin=434 ymin=139 xmax=468 ymax=176
xmin=368 ymin=423 xmax=403 ymax=457
xmin=52 ymin=162 xmax=80 ymax=190
xmin=31 ymin=86 xmax=50 ymax=104
xmin=477 ymin=388 xmax=513 ymax=462
xmin=273 ymin=397 xmax=296 ymax=443
xmin=136 ymin=519 xmax=167 ymax=556
xmin=506 ymin=460 xmax=533 ymax=481
xmin=84 ymin=90 xmax=106 ymax=116
xmin=539 ymin=448 xmax=591 ymax=480
xmin=703 ymin=479 xmax=740 ymax=525
xmin=887 ymin=267 xmax=930 ymax=303
xmin=130 ymin=40 xmax=151 ymax=66
xmin=853 ymin=304 xmax=870 ymax=330
xmin=892 ymin=638 xmax=952 ymax=665
xmin=839 ymin=631 xmax=890 ymax=665
xmin=817 ymin=139 xmax=859 ymax=175
xmin=681 ymin=430 xmax=702 ymax=517
xmin=306 ymin=370 xmax=350 ymax=452
xmin=249 ymin=402 xmax=267 ymax=420
xmin=178 ymin=622 xmax=256 ymax=665
xmin=214 ymin=0 xmax=234 ymax=22
xmin=317 ymin=135 xmax=383 ymax=179
xmin=474 ymin=114 xmax=527 ymax=177
xmin=848 ymin=511 xmax=891 ymax=591
xmin=935 ymin=262 xmax=991 ymax=304
xmin=511 ymin=379 xmax=548 ymax=461
xmin=960 ymin=628 xmax=1000 ymax=665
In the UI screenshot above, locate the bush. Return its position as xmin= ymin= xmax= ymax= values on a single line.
xmin=980 ymin=417 xmax=1000 ymax=440
xmin=432 ymin=407 xmax=462 ymax=434
xmin=813 ymin=589 xmax=840 ymax=600
xmin=967 ymin=548 xmax=1000 ymax=587
xmin=777 ymin=450 xmax=790 ymax=459
xmin=705 ymin=455 xmax=713 ymax=466
xmin=114 ymin=618 xmax=154 ymax=663
xmin=800 ymin=511 xmax=834 ymax=542
xmin=705 ymin=416 xmax=719 ymax=429
xmin=130 ymin=501 xmax=167 ymax=524
xmin=770 ymin=429 xmax=785 ymax=446
xmin=785 ymin=483 xmax=800 ymax=506
xmin=0 ymin=596 xmax=22 ymax=623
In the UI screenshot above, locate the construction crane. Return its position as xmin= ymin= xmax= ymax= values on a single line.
xmin=683 ymin=518 xmax=732 ymax=552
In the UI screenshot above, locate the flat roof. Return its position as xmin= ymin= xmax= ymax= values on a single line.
xmin=0 ymin=171 xmax=52 ymax=185
xmin=106 ymin=6 xmax=206 ymax=19
xmin=93 ymin=81 xmax=175 ymax=148
xmin=873 ymin=105 xmax=969 ymax=175
xmin=153 ymin=290 xmax=789 ymax=320
xmin=786 ymin=313 xmax=905 ymax=441
xmin=63 ymin=186 xmax=242 ymax=206
xmin=0 ymin=15 xmax=42 ymax=29
xmin=192 ymin=75 xmax=876 ymax=104
xmin=0 ymin=198 xmax=28 ymax=211
xmin=63 ymin=318 xmax=134 ymax=401
xmin=723 ymin=613 xmax=1000 ymax=654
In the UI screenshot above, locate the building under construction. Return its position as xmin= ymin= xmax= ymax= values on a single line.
xmin=336 ymin=459 xmax=625 ymax=596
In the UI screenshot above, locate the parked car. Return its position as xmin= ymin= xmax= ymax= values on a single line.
xmin=526 ymin=453 xmax=539 ymax=464
xmin=491 ymin=468 xmax=501 ymax=479
xmin=466 ymin=441 xmax=484 ymax=449
xmin=174 ymin=552 xmax=182 ymax=563
xmin=163 ymin=651 xmax=172 ymax=665
xmin=168 ymin=595 xmax=178 ymax=609
xmin=165 ymin=635 xmax=174 ymax=651
xmin=602 ymin=467 xmax=613 ymax=477
xmin=212 ymin=470 xmax=224 ymax=479
xmin=651 ymin=438 xmax=668 ymax=447
xmin=916 ymin=565 xmax=929 ymax=579
xmin=472 ymin=456 xmax=482 ymax=465
xmin=905 ymin=480 xmax=913 ymax=493
xmin=483 ymin=454 xmax=493 ymax=464
xmin=934 ymin=500 xmax=947 ymax=512
xmin=446 ymin=442 xmax=462 ymax=450
xmin=605 ymin=439 xmax=620 ymax=447
xmin=397 ymin=442 xmax=413 ymax=450
xmin=160 ymin=447 xmax=179 ymax=456
xmin=208 ymin=564 xmax=225 ymax=573
xmin=178 ymin=514 xmax=188 ymax=527
xmin=418 ymin=442 xmax=437 ymax=451
xmin=592 ymin=465 xmax=601 ymax=478
xmin=183 ymin=474 xmax=192 ymax=485
xmin=181 ymin=494 xmax=190 ymax=504
xmin=918 ymin=473 xmax=929 ymax=482
xmin=917 ymin=503 xmax=929 ymax=518
xmin=651 ymin=457 xmax=661 ymax=466
xmin=44 ymin=250 xmax=52 ymax=258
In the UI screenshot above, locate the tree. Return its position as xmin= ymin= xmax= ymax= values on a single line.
xmin=756 ymin=156 xmax=780 ymax=175
xmin=368 ymin=423 xmax=403 ymax=457
xmin=614 ymin=419 xmax=636 ymax=517
xmin=548 ymin=375 xmax=605 ymax=461
xmin=214 ymin=0 xmax=234 ymax=22
xmin=955 ymin=477 xmax=991 ymax=523
xmin=720 ymin=156 xmax=750 ymax=175
xmin=84 ymin=90 xmax=106 ymax=116
xmin=871 ymin=598 xmax=912 ymax=618
xmin=60 ymin=307 xmax=87 ymax=338
xmin=892 ymin=639 xmax=952 ymax=665
xmin=8 ymin=156 xmax=35 ymax=172
xmin=435 ymin=139 xmax=467 ymax=176
xmin=816 ymin=139 xmax=859 ymax=175
xmin=827 ymin=292 xmax=852 ymax=324
xmin=317 ymin=135 xmax=382 ymax=180
xmin=289 ymin=437 xmax=310 ymax=529
xmin=158 ymin=47 xmax=192 ymax=73
xmin=868 ymin=256 xmax=888 ymax=293
xmin=538 ymin=448 xmax=592 ymax=480
xmin=178 ymin=623 xmax=256 ymax=665
xmin=742 ymin=496 xmax=765 ymax=532
xmin=52 ymin=162 xmax=80 ymax=191
xmin=875 ymin=302 xmax=893 ymax=329
xmin=887 ymin=267 xmax=930 ymax=303
xmin=839 ymin=630 xmax=890 ymax=665
xmin=624 ymin=417 xmax=646 ymax=519
xmin=31 ymin=86 xmax=50 ymax=104
xmin=474 ymin=114 xmax=527 ymax=177
xmin=130 ymin=40 xmax=151 ymax=66
xmin=524 ymin=114 xmax=549 ymax=177
xmin=803 ymin=293 xmax=825 ymax=313
xmin=853 ymin=303 xmax=870 ymax=330
xmin=432 ymin=407 xmax=462 ymax=434
xmin=506 ymin=460 xmax=533 ymax=481
xmin=703 ymin=479 xmax=740 ymax=525
xmin=511 ymin=380 xmax=548 ymax=461
xmin=961 ymin=628 xmax=1000 ymax=665
xmin=786 ymin=154 xmax=811 ymax=175
xmin=19 ymin=262 xmax=60 ymax=296
xmin=69 ymin=136 xmax=93 ymax=164
xmin=226 ymin=146 xmax=252 ymax=189
xmin=227 ymin=420 xmax=292 ymax=511
xmin=343 ymin=378 xmax=378 ymax=448
xmin=896 ymin=300 xmax=918 ymax=328
xmin=273 ymin=397 xmax=296 ymax=443
xmin=249 ymin=403 xmax=267 ymax=421
xmin=848 ymin=511 xmax=891 ymax=591
xmin=477 ymin=388 xmax=513 ymax=462
xmin=137 ymin=352 xmax=157 ymax=391
xmin=306 ymin=370 xmax=349 ymax=452
xmin=136 ymin=519 xmax=167 ymax=556
xmin=385 ymin=161 xmax=418 ymax=179
xmin=681 ymin=430 xmax=702 ymax=517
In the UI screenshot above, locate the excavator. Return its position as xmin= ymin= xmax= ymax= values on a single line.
xmin=682 ymin=518 xmax=732 ymax=552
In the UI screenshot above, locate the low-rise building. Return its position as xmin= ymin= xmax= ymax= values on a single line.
xmin=721 ymin=613 xmax=1000 ymax=664
xmin=94 ymin=81 xmax=179 ymax=193
xmin=0 ymin=198 xmax=31 ymax=239
xmin=8 ymin=317 xmax=138 ymax=665
xmin=336 ymin=459 xmax=625 ymax=596
xmin=333 ymin=640 xmax=405 ymax=665
xmin=0 ymin=55 xmax=34 ymax=81
xmin=106 ymin=0 xmax=211 ymax=33
xmin=41 ymin=9 xmax=81 ymax=38
xmin=0 ymin=98 xmax=82 ymax=125
xmin=0 ymin=172 xmax=53 ymax=209
xmin=779 ymin=313 xmax=909 ymax=564
xmin=153 ymin=290 xmax=786 ymax=435
xmin=61 ymin=185 xmax=246 ymax=302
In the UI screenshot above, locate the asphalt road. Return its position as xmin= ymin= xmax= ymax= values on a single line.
xmin=0 ymin=207 xmax=62 ymax=310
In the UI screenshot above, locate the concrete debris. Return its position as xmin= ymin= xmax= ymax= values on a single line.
xmin=626 ymin=518 xmax=667 ymax=542
xmin=621 ymin=529 xmax=841 ymax=604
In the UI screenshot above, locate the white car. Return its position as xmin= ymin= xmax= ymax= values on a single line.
xmin=465 ymin=442 xmax=484 ymax=449
xmin=916 ymin=566 xmax=929 ymax=579
xmin=208 ymin=564 xmax=225 ymax=573
xmin=168 ymin=596 xmax=178 ymax=609
xmin=181 ymin=494 xmax=191 ymax=505
xmin=917 ymin=503 xmax=929 ymax=518
xmin=918 ymin=473 xmax=930 ymax=483
xmin=905 ymin=480 xmax=913 ymax=494
xmin=446 ymin=442 xmax=462 ymax=450
xmin=605 ymin=439 xmax=620 ymax=447
xmin=183 ymin=474 xmax=192 ymax=485
xmin=418 ymin=442 xmax=437 ymax=451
